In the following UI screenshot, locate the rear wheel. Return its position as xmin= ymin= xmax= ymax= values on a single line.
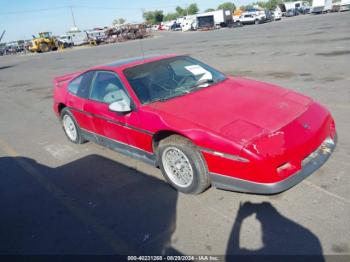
xmin=157 ymin=135 xmax=210 ymax=194
xmin=61 ymin=108 xmax=86 ymax=144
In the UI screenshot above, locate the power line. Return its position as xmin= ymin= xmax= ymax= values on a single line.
xmin=0 ymin=4 xmax=188 ymax=15
xmin=75 ymin=4 xmax=184 ymax=10
xmin=0 ymin=6 xmax=70 ymax=15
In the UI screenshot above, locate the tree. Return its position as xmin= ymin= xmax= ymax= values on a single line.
xmin=205 ymin=8 xmax=215 ymax=12
xmin=143 ymin=10 xmax=164 ymax=24
xmin=263 ymin=0 xmax=280 ymax=10
xmin=175 ymin=4 xmax=198 ymax=16
xmin=239 ymin=0 xmax=285 ymax=10
xmin=113 ymin=18 xmax=126 ymax=25
xmin=187 ymin=3 xmax=199 ymax=15
xmin=164 ymin=12 xmax=178 ymax=21
xmin=217 ymin=2 xmax=236 ymax=11
xmin=154 ymin=10 xmax=164 ymax=23
xmin=175 ymin=6 xmax=185 ymax=16
xmin=143 ymin=11 xmax=153 ymax=24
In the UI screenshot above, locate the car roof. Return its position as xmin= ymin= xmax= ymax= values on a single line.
xmin=54 ymin=54 xmax=182 ymax=83
xmin=102 ymin=53 xmax=180 ymax=70
xmin=105 ymin=54 xmax=160 ymax=67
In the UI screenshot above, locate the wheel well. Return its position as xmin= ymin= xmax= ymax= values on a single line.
xmin=152 ymin=130 xmax=186 ymax=152
xmin=58 ymin=103 xmax=66 ymax=114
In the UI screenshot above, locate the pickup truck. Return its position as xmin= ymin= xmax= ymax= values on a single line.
xmin=235 ymin=13 xmax=267 ymax=25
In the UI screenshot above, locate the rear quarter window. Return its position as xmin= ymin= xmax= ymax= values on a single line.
xmin=67 ymin=71 xmax=94 ymax=98
xmin=67 ymin=75 xmax=82 ymax=95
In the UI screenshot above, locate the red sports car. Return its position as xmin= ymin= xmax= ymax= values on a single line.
xmin=53 ymin=54 xmax=336 ymax=194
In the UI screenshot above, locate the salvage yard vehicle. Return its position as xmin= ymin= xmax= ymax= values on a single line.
xmin=196 ymin=9 xmax=233 ymax=28
xmin=340 ymin=0 xmax=350 ymax=11
xmin=66 ymin=30 xmax=88 ymax=46
xmin=53 ymin=54 xmax=336 ymax=194
xmin=29 ymin=32 xmax=59 ymax=53
xmin=235 ymin=13 xmax=266 ymax=25
xmin=86 ymin=29 xmax=107 ymax=46
xmin=274 ymin=10 xmax=282 ymax=20
xmin=311 ymin=0 xmax=333 ymax=13
xmin=57 ymin=35 xmax=73 ymax=48
xmin=286 ymin=9 xmax=297 ymax=17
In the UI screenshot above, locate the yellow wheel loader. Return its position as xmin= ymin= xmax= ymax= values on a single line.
xmin=29 ymin=32 xmax=59 ymax=53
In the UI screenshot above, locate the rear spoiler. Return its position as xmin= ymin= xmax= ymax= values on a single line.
xmin=53 ymin=71 xmax=82 ymax=87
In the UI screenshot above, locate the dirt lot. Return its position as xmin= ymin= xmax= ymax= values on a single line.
xmin=0 ymin=12 xmax=349 ymax=257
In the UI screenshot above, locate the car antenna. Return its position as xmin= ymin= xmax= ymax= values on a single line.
xmin=139 ymin=37 xmax=145 ymax=62
xmin=139 ymin=8 xmax=146 ymax=62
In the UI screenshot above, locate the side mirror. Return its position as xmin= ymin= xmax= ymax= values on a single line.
xmin=108 ymin=99 xmax=131 ymax=113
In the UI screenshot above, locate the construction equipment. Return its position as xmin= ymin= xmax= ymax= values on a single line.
xmin=29 ymin=32 xmax=61 ymax=53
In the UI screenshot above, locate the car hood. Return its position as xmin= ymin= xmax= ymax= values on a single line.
xmin=149 ymin=77 xmax=312 ymax=145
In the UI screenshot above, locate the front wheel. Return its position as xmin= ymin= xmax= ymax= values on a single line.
xmin=255 ymin=19 xmax=260 ymax=25
xmin=157 ymin=135 xmax=210 ymax=194
xmin=39 ymin=43 xmax=49 ymax=52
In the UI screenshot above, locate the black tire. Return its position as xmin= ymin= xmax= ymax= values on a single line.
xmin=255 ymin=19 xmax=260 ymax=25
xmin=39 ymin=43 xmax=49 ymax=52
xmin=157 ymin=135 xmax=210 ymax=194
xmin=60 ymin=108 xmax=86 ymax=144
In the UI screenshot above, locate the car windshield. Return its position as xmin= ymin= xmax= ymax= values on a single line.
xmin=124 ymin=56 xmax=227 ymax=104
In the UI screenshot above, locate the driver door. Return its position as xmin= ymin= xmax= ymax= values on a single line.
xmin=83 ymin=71 xmax=131 ymax=146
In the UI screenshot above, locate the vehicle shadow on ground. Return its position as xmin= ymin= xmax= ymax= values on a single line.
xmin=225 ymin=202 xmax=324 ymax=261
xmin=0 ymin=155 xmax=181 ymax=255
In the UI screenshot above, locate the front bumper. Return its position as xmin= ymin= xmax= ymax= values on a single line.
xmin=210 ymin=135 xmax=337 ymax=194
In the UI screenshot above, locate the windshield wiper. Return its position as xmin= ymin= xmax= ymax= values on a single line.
xmin=152 ymin=91 xmax=187 ymax=103
xmin=151 ymin=79 xmax=214 ymax=103
xmin=157 ymin=92 xmax=189 ymax=102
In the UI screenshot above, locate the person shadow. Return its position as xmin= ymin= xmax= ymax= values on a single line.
xmin=0 ymin=155 xmax=181 ymax=255
xmin=226 ymin=202 xmax=325 ymax=262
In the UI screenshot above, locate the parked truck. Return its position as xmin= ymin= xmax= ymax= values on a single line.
xmin=311 ymin=0 xmax=332 ymax=13
xmin=340 ymin=0 xmax=350 ymax=11
xmin=196 ymin=9 xmax=233 ymax=29
xmin=66 ymin=30 xmax=88 ymax=46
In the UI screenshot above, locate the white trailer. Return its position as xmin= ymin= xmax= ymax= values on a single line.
xmin=196 ymin=9 xmax=233 ymax=28
xmin=311 ymin=0 xmax=332 ymax=13
xmin=340 ymin=0 xmax=350 ymax=11
xmin=179 ymin=15 xmax=197 ymax=31
xmin=66 ymin=28 xmax=88 ymax=46
xmin=284 ymin=1 xmax=307 ymax=9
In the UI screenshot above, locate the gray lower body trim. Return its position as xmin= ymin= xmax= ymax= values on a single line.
xmin=210 ymin=135 xmax=337 ymax=194
xmin=80 ymin=128 xmax=156 ymax=166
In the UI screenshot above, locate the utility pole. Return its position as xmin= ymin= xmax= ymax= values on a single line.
xmin=70 ymin=6 xmax=77 ymax=28
xmin=0 ymin=30 xmax=5 ymax=42
xmin=141 ymin=8 xmax=145 ymax=20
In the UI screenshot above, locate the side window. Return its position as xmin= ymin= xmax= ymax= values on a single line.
xmin=90 ymin=71 xmax=130 ymax=104
xmin=67 ymin=75 xmax=82 ymax=95
xmin=68 ymin=71 xmax=94 ymax=98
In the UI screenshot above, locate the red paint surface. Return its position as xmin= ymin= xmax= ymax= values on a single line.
xmin=53 ymin=55 xmax=336 ymax=184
